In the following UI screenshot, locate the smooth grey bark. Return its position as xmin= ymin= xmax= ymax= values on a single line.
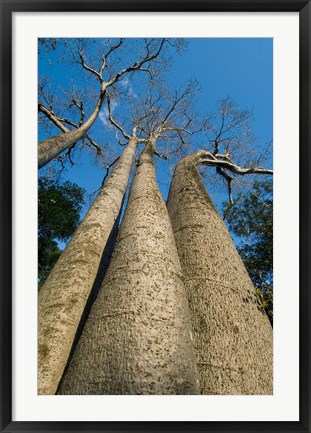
xmin=38 ymin=88 xmax=106 ymax=169
xmin=167 ymin=153 xmax=273 ymax=395
xmin=38 ymin=137 xmax=138 ymax=395
xmin=58 ymin=142 xmax=199 ymax=395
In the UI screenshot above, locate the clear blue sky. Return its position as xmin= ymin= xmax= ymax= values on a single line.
xmin=39 ymin=38 xmax=272 ymax=224
xmin=167 ymin=38 xmax=272 ymax=146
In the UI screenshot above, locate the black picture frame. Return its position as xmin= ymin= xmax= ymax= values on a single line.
xmin=1 ymin=1 xmax=310 ymax=432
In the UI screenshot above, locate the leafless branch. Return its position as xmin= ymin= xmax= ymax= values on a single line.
xmin=106 ymin=93 xmax=131 ymax=141
xmin=78 ymin=48 xmax=103 ymax=83
xmin=38 ymin=77 xmax=54 ymax=111
xmin=154 ymin=150 xmax=168 ymax=160
xmin=183 ymin=148 xmax=272 ymax=204
xmin=38 ymin=103 xmax=69 ymax=133
xmin=106 ymin=39 xmax=166 ymax=87
xmin=55 ymin=144 xmax=75 ymax=169
xmin=216 ymin=166 xmax=233 ymax=204
xmin=197 ymin=150 xmax=273 ymax=175
xmin=99 ymin=39 xmax=123 ymax=77
xmin=89 ymin=154 xmax=122 ymax=200
xmin=203 ymin=97 xmax=255 ymax=161
xmin=101 ymin=156 xmax=121 ymax=186
xmin=69 ymin=99 xmax=86 ymax=126
xmin=39 ymin=102 xmax=102 ymax=155
xmin=84 ymin=135 xmax=102 ymax=155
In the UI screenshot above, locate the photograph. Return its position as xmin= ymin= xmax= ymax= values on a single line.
xmin=1 ymin=3 xmax=309 ymax=431
xmin=38 ymin=37 xmax=273 ymax=396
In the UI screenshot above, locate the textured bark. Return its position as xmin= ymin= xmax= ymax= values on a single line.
xmin=38 ymin=88 xmax=106 ymax=169
xmin=61 ymin=204 xmax=122 ymax=382
xmin=58 ymin=143 xmax=199 ymax=395
xmin=38 ymin=137 xmax=138 ymax=395
xmin=167 ymin=153 xmax=273 ymax=395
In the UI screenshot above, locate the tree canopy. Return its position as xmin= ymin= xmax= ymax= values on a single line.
xmin=38 ymin=177 xmax=85 ymax=286
xmin=223 ymin=179 xmax=273 ymax=323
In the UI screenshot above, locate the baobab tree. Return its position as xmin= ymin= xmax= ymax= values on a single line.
xmin=57 ymin=85 xmax=200 ymax=395
xmin=38 ymin=38 xmax=172 ymax=168
xmin=167 ymin=145 xmax=273 ymax=394
xmin=192 ymin=97 xmax=271 ymax=203
xmin=38 ymin=130 xmax=139 ymax=395
xmin=38 ymin=40 xmax=192 ymax=395
xmin=38 ymin=39 xmax=273 ymax=395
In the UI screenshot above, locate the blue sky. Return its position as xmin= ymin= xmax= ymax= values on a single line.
xmin=38 ymin=38 xmax=272 ymax=224
xmin=169 ymin=38 xmax=272 ymax=142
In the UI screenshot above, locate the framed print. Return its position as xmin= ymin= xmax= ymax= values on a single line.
xmin=1 ymin=1 xmax=310 ymax=432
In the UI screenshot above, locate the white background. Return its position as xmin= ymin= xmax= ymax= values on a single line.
xmin=12 ymin=12 xmax=299 ymax=422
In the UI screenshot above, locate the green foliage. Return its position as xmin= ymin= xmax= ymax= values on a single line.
xmin=223 ymin=179 xmax=273 ymax=324
xmin=38 ymin=177 xmax=85 ymax=287
xmin=38 ymin=238 xmax=62 ymax=289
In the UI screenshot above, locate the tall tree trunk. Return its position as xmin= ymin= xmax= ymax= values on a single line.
xmin=38 ymin=137 xmax=138 ymax=395
xmin=38 ymin=88 xmax=105 ymax=169
xmin=58 ymin=142 xmax=199 ymax=395
xmin=65 ymin=202 xmax=122 ymax=371
xmin=167 ymin=153 xmax=273 ymax=395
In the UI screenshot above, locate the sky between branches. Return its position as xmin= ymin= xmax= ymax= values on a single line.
xmin=38 ymin=37 xmax=272 ymax=220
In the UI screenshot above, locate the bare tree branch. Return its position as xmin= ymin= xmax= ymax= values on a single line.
xmin=106 ymin=39 xmax=166 ymax=87
xmin=69 ymin=99 xmax=86 ymax=126
xmin=99 ymin=38 xmax=123 ymax=77
xmin=181 ymin=148 xmax=272 ymax=205
xmin=216 ymin=166 xmax=233 ymax=204
xmin=153 ymin=149 xmax=168 ymax=160
xmin=39 ymin=102 xmax=102 ymax=155
xmin=38 ymin=38 xmax=169 ymax=168
xmin=106 ymin=93 xmax=132 ymax=141
xmin=78 ymin=48 xmax=103 ymax=82
xmin=101 ymin=156 xmax=121 ymax=186
xmin=38 ymin=103 xmax=69 ymax=133
xmin=198 ymin=151 xmax=273 ymax=176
